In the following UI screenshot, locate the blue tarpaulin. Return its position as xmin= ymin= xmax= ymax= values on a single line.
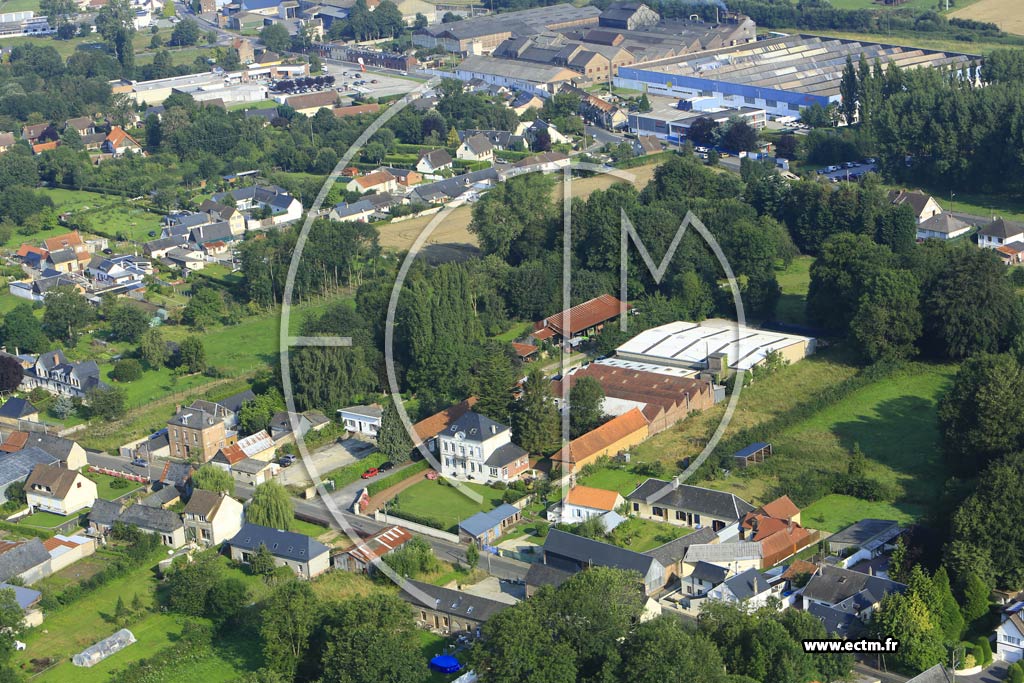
xmin=430 ymin=655 xmax=462 ymax=674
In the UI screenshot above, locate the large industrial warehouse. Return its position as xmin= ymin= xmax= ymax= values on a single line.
xmin=614 ymin=320 xmax=817 ymax=374
xmin=614 ymin=34 xmax=976 ymax=119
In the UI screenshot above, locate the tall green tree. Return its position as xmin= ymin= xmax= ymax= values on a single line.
xmin=107 ymin=302 xmax=150 ymax=343
xmin=140 ymin=327 xmax=169 ymax=368
xmin=839 ymin=55 xmax=858 ymax=125
xmin=260 ymin=580 xmax=320 ymax=676
xmin=237 ymin=389 xmax=284 ymax=435
xmin=377 ymin=397 xmax=413 ymax=463
xmin=850 ymin=268 xmax=922 ymax=361
xmin=807 ymin=233 xmax=893 ymax=333
xmin=1 ymin=303 xmax=47 ymax=353
xmin=95 ymin=0 xmax=136 ymax=74
xmin=42 ymin=285 xmax=95 ymax=343
xmin=473 ymin=343 xmax=515 ymax=424
xmin=951 ymin=451 xmax=1024 ymax=588
xmin=0 ymin=589 xmax=24 ymax=663
xmin=259 ymin=23 xmax=290 ymax=53
xmin=619 ymin=616 xmax=726 ymax=683
xmin=193 ymin=464 xmax=234 ymax=494
xmin=568 ymin=375 xmax=605 ymax=438
xmin=870 ymin=591 xmax=945 ymax=673
xmin=319 ymin=593 xmax=427 ymax=683
xmin=922 ymin=245 xmax=1023 ymax=360
xmin=247 ymin=481 xmax=294 ymax=531
xmin=938 ymin=353 xmax=1024 ymax=474
xmin=512 ymin=365 xmax=559 ymax=456
xmin=177 ymin=335 xmax=208 ymax=374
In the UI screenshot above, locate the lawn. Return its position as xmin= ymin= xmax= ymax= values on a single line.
xmin=577 ymin=467 xmax=648 ymax=497
xmin=15 ymin=548 xmax=164 ymax=670
xmin=228 ymin=100 xmax=280 ymax=112
xmin=706 ymin=362 xmax=956 ymax=519
xmin=83 ymin=471 xmax=142 ymax=500
xmin=41 ymin=188 xmax=164 ymax=243
xmin=605 ymin=517 xmax=691 ymax=553
xmin=290 ymin=518 xmax=330 ymax=539
xmin=18 ymin=511 xmax=72 ymax=529
xmin=310 ymin=570 xmax=391 ymax=603
xmin=493 ymin=320 xmax=533 ymax=343
xmin=774 ymin=256 xmax=812 ymax=326
xmin=801 ymin=494 xmax=921 ymax=534
xmin=391 ymin=479 xmax=506 ymax=533
xmin=0 ymin=0 xmax=39 ymax=11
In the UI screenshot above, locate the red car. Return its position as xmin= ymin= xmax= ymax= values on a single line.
xmin=361 ymin=467 xmax=379 ymax=479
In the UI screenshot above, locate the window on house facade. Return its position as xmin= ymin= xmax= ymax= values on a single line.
xmin=489 ymin=467 xmax=498 ymax=477
xmin=675 ymin=510 xmax=684 ymax=520
xmin=633 ymin=502 xmax=639 ymax=512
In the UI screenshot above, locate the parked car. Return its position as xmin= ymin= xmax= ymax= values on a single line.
xmin=863 ymin=157 xmax=876 ymax=164
xmin=842 ymin=161 xmax=857 ymax=168
xmin=102 ymin=248 xmax=113 ymax=255
xmin=279 ymin=455 xmax=297 ymax=467
xmin=379 ymin=461 xmax=394 ymax=472
xmin=131 ymin=458 xmax=148 ymax=468
xmin=361 ymin=467 xmax=379 ymax=479
xmin=148 ymin=230 xmax=157 ymax=237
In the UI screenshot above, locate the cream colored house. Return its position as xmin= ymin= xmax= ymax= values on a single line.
xmin=228 ymin=523 xmax=330 ymax=579
xmin=25 ymin=464 xmax=97 ymax=516
xmin=456 ymin=134 xmax=494 ymax=163
xmin=182 ymin=490 xmax=245 ymax=547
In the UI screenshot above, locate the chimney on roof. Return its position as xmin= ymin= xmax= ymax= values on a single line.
xmin=671 ymin=477 xmax=679 ymax=490
xmin=490 ymin=425 xmax=496 ymax=435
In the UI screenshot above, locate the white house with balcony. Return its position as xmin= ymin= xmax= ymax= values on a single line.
xmin=997 ymin=603 xmax=1024 ymax=663
xmin=436 ymin=411 xmax=529 ymax=484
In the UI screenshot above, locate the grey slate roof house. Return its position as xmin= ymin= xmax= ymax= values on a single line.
xmin=525 ymin=562 xmax=575 ymax=597
xmin=0 ymin=398 xmax=38 ymax=423
xmin=643 ymin=525 xmax=716 ymax=578
xmin=627 ymin=478 xmax=755 ymax=531
xmin=19 ymin=350 xmax=108 ymax=399
xmin=0 ymin=447 xmax=60 ymax=503
xmin=88 ymin=499 xmax=125 ymax=535
xmin=227 ymin=523 xmax=330 ymax=578
xmin=825 ymin=519 xmax=901 ymax=556
xmin=800 ymin=565 xmax=905 ymax=625
xmin=710 ymin=567 xmax=773 ymax=604
xmin=20 ymin=433 xmax=87 ymax=469
xmin=542 ymin=528 xmax=666 ymax=595
xmin=117 ymin=504 xmax=186 ymax=548
xmin=0 ymin=539 xmax=52 ymax=585
xmin=399 ymin=579 xmax=508 ymax=634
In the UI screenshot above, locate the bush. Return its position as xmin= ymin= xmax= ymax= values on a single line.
xmin=110 ymin=359 xmax=143 ymax=382
xmin=109 ymin=477 xmax=130 ymax=490
xmin=1008 ymin=662 xmax=1024 ymax=683
xmin=974 ymin=637 xmax=993 ymax=667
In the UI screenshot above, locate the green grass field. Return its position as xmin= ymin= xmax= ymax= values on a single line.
xmin=83 ymin=471 xmax=142 ymax=500
xmin=42 ymin=188 xmax=164 ymax=243
xmin=631 ymin=345 xmax=862 ymax=470
xmin=774 ymin=256 xmax=812 ymax=326
xmin=706 ymin=362 xmax=955 ymax=524
xmin=827 ymin=0 xmax=949 ymax=11
xmin=0 ymin=0 xmax=39 ymax=11
xmin=578 ymin=467 xmax=648 ymax=497
xmin=605 ymin=517 xmax=691 ymax=553
xmin=801 ymin=494 xmax=920 ymax=533
xmin=391 ymin=479 xmax=506 ymax=532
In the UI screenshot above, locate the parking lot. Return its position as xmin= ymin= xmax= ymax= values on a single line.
xmin=815 ymin=159 xmax=878 ymax=182
xmin=323 ymin=63 xmax=425 ymax=100
xmin=277 ymin=437 xmax=375 ymax=486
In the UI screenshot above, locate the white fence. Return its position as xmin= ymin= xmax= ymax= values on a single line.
xmin=372 ymin=510 xmax=460 ymax=544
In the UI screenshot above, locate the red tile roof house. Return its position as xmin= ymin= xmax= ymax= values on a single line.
xmin=533 ymin=294 xmax=629 ymax=345
xmin=333 ymin=525 xmax=412 ymax=573
xmin=102 ymin=126 xmax=143 ymax=156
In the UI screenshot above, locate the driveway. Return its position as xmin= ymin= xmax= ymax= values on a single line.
xmin=957 ymin=662 xmax=1009 ymax=682
xmin=278 ymin=438 xmax=374 ymax=486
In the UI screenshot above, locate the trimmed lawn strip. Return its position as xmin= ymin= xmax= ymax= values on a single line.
xmin=290 ymin=517 xmax=329 ymax=538
xmin=324 ymin=451 xmax=388 ymax=490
